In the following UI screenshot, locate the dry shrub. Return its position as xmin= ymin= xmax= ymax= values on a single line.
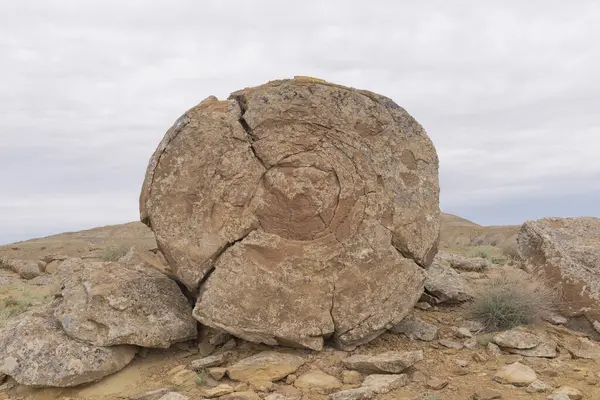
xmin=467 ymin=275 xmax=555 ymax=331
xmin=500 ymin=245 xmax=521 ymax=262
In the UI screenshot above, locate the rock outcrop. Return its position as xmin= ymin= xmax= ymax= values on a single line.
xmin=0 ymin=303 xmax=137 ymax=387
xmin=54 ymin=258 xmax=197 ymax=348
xmin=0 ymin=257 xmax=44 ymax=279
xmin=140 ymin=77 xmax=440 ymax=350
xmin=518 ymin=217 xmax=600 ymax=322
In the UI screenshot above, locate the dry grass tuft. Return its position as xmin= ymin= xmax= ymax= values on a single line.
xmin=467 ymin=275 xmax=556 ymax=331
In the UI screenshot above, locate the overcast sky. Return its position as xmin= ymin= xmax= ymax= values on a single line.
xmin=1 ymin=1 xmax=599 ymax=244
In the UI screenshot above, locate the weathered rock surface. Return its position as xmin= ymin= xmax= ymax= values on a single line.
xmin=551 ymin=386 xmax=583 ymax=400
xmin=227 ymin=351 xmax=305 ymax=385
xmin=493 ymin=330 xmax=540 ymax=349
xmin=423 ymin=263 xmax=474 ymax=304
xmin=294 ymin=370 xmax=342 ymax=394
xmin=329 ymin=387 xmax=375 ymax=400
xmin=361 ymin=374 xmax=409 ymax=394
xmin=189 ymin=354 xmax=227 ymax=371
xmin=390 ymin=315 xmax=438 ymax=341
xmin=561 ymin=336 xmax=600 ymax=359
xmin=342 ymin=350 xmax=423 ymax=374
xmin=0 ymin=257 xmax=44 ymax=279
xmin=518 ymin=217 xmax=600 ymax=321
xmin=140 ymin=77 xmax=440 ymax=350
xmin=493 ymin=362 xmax=537 ymax=386
xmin=54 ymin=258 xmax=197 ymax=348
xmin=0 ymin=303 xmax=137 ymax=387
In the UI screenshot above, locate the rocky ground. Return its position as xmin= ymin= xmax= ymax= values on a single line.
xmin=1 ymin=215 xmax=598 ymax=400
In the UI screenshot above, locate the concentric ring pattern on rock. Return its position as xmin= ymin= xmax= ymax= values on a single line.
xmin=140 ymin=77 xmax=440 ymax=350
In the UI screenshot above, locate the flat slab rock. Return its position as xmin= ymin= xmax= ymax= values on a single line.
xmin=227 ymin=351 xmax=305 ymax=385
xmin=140 ymin=77 xmax=441 ymax=350
xmin=518 ymin=217 xmax=600 ymax=321
xmin=54 ymin=258 xmax=197 ymax=348
xmin=493 ymin=330 xmax=540 ymax=349
xmin=361 ymin=374 xmax=409 ymax=394
xmin=0 ymin=303 xmax=137 ymax=387
xmin=342 ymin=350 xmax=423 ymax=374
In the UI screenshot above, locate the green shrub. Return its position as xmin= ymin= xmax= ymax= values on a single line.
xmin=101 ymin=246 xmax=129 ymax=262
xmin=467 ymin=276 xmax=554 ymax=331
xmin=195 ymin=370 xmax=206 ymax=386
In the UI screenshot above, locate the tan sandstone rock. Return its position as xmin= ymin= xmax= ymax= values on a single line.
xmin=294 ymin=370 xmax=342 ymax=394
xmin=493 ymin=362 xmax=537 ymax=386
xmin=54 ymin=258 xmax=197 ymax=348
xmin=518 ymin=217 xmax=600 ymax=321
xmin=140 ymin=77 xmax=440 ymax=350
xmin=227 ymin=351 xmax=305 ymax=385
xmin=0 ymin=303 xmax=136 ymax=387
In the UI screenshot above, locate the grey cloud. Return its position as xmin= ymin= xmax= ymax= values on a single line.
xmin=1 ymin=0 xmax=599 ymax=244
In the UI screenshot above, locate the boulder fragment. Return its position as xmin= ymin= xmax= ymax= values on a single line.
xmin=0 ymin=303 xmax=136 ymax=387
xmin=518 ymin=217 xmax=600 ymax=322
xmin=54 ymin=259 xmax=197 ymax=348
xmin=423 ymin=263 xmax=474 ymax=304
xmin=342 ymin=351 xmax=423 ymax=374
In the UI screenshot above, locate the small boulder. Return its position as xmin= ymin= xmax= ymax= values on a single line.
xmin=493 ymin=330 xmax=540 ymax=349
xmin=423 ymin=263 xmax=474 ymax=304
xmin=55 ymin=259 xmax=197 ymax=348
xmin=294 ymin=370 xmax=342 ymax=394
xmin=454 ymin=327 xmax=473 ymax=339
xmin=0 ymin=303 xmax=137 ymax=387
xmin=487 ymin=342 xmax=503 ymax=356
xmin=390 ymin=315 xmax=438 ymax=341
xmin=0 ymin=257 xmax=44 ymax=279
xmin=189 ymin=354 xmax=227 ymax=371
xmin=201 ymin=384 xmax=234 ymax=398
xmin=562 ymin=336 xmax=600 ymax=359
xmin=439 ymin=339 xmax=464 ymax=349
xmin=329 ymin=387 xmax=375 ymax=400
xmin=208 ymin=367 xmax=227 ymax=381
xmin=361 ymin=374 xmax=408 ymax=394
xmin=342 ymin=370 xmax=362 ymax=385
xmin=551 ymin=386 xmax=583 ymax=400
xmin=342 ymin=350 xmax=423 ymax=374
xmin=506 ymin=338 xmax=557 ymax=358
xmin=526 ymin=380 xmax=552 ymax=393
xmin=227 ymin=351 xmax=304 ymax=385
xmin=493 ymin=362 xmax=537 ymax=387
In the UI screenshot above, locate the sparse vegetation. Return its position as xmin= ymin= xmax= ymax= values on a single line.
xmin=466 ymin=245 xmax=509 ymax=265
xmin=101 ymin=245 xmax=129 ymax=262
xmin=467 ymin=275 xmax=555 ymax=331
xmin=422 ymin=394 xmax=442 ymax=400
xmin=195 ymin=370 xmax=206 ymax=386
xmin=1 ymin=295 xmax=34 ymax=324
xmin=500 ymin=245 xmax=521 ymax=263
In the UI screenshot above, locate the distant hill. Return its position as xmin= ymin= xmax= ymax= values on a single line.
xmin=0 ymin=213 xmax=519 ymax=261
